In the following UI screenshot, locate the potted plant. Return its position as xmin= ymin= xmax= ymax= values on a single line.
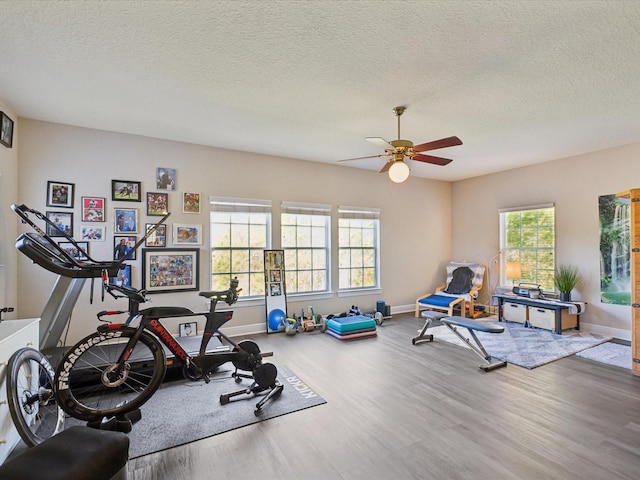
xmin=554 ymin=264 xmax=581 ymax=302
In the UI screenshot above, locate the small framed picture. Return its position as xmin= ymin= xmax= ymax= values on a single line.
xmin=173 ymin=223 xmax=202 ymax=245
xmin=142 ymin=248 xmax=199 ymax=293
xmin=183 ymin=192 xmax=201 ymax=214
xmin=179 ymin=321 xmax=197 ymax=337
xmin=46 ymin=211 xmax=73 ymax=237
xmin=0 ymin=112 xmax=14 ymax=148
xmin=156 ymin=168 xmax=176 ymax=190
xmin=114 ymin=208 xmax=139 ymax=233
xmin=58 ymin=241 xmax=89 ymax=260
xmin=114 ymin=235 xmax=137 ymax=260
xmin=111 ymin=180 xmax=142 ymax=202
xmin=145 ymin=223 xmax=166 ymax=247
xmin=109 ymin=265 xmax=132 ymax=287
xmin=81 ymin=196 xmax=106 ymax=222
xmin=146 ymin=192 xmax=169 ymax=216
xmin=47 ymin=181 xmax=75 ymax=208
xmin=80 ymin=225 xmax=106 ymax=241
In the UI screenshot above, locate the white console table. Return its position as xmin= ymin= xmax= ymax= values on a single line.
xmin=0 ymin=318 xmax=39 ymax=464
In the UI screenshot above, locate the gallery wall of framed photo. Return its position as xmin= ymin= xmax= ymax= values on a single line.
xmin=45 ymin=167 xmax=203 ymax=292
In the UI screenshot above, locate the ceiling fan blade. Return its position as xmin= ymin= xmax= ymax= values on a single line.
xmin=379 ymin=159 xmax=394 ymax=173
xmin=337 ymin=153 xmax=388 ymax=163
xmin=411 ymin=154 xmax=452 ymax=166
xmin=366 ymin=137 xmax=395 ymax=151
xmin=413 ymin=136 xmax=462 ymax=153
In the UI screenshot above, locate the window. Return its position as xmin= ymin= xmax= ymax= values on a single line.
xmin=338 ymin=206 xmax=380 ymax=290
xmin=500 ymin=204 xmax=555 ymax=291
xmin=210 ymin=197 xmax=271 ymax=298
xmin=281 ymin=202 xmax=331 ymax=295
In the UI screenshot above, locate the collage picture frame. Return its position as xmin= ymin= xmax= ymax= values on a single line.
xmin=142 ymin=248 xmax=200 ymax=293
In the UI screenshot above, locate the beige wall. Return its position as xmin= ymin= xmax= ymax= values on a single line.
xmin=11 ymin=117 xmax=639 ymax=344
xmin=452 ymin=142 xmax=640 ymax=340
xmin=0 ymin=102 xmax=18 ymax=319
xmin=15 ymin=119 xmax=452 ymax=344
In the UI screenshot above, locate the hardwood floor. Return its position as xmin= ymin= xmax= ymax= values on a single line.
xmin=128 ymin=313 xmax=640 ymax=479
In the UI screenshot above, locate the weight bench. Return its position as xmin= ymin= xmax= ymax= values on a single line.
xmin=0 ymin=426 xmax=129 ymax=480
xmin=413 ymin=311 xmax=507 ymax=372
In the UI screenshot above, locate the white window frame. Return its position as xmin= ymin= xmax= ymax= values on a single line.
xmin=281 ymin=201 xmax=331 ymax=296
xmin=210 ymin=196 xmax=271 ymax=300
xmin=338 ymin=206 xmax=380 ymax=292
xmin=499 ymin=203 xmax=555 ymax=292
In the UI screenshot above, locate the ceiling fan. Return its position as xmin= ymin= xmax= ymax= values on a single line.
xmin=338 ymin=106 xmax=462 ymax=182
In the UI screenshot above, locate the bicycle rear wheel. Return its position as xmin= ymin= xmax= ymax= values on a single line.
xmin=6 ymin=347 xmax=65 ymax=447
xmin=55 ymin=328 xmax=167 ymax=421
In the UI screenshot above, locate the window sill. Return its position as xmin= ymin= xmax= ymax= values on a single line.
xmin=337 ymin=288 xmax=382 ymax=298
xmin=287 ymin=292 xmax=335 ymax=302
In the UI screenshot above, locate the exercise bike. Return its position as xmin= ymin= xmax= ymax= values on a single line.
xmin=55 ymin=277 xmax=284 ymax=420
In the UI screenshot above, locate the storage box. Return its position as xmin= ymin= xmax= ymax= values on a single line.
xmin=528 ymin=307 xmax=578 ymax=331
xmin=502 ymin=302 xmax=527 ymax=324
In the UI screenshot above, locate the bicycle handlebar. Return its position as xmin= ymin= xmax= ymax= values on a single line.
xmin=104 ymin=283 xmax=148 ymax=304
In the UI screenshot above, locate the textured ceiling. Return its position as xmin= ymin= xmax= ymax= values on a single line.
xmin=1 ymin=0 xmax=639 ymax=181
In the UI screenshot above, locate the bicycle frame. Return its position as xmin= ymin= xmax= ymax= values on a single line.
xmin=97 ymin=282 xmax=255 ymax=383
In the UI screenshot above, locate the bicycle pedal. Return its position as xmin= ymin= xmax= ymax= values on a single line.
xmin=203 ymin=374 xmax=210 ymax=384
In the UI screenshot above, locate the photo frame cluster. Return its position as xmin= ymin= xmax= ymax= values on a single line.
xmin=43 ymin=166 xmax=205 ymax=293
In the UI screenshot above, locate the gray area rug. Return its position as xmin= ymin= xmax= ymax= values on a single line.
xmin=68 ymin=365 xmax=325 ymax=458
xmin=576 ymin=342 xmax=631 ymax=369
xmin=429 ymin=321 xmax=612 ymax=369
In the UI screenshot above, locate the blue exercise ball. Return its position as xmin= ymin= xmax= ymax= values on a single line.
xmin=268 ymin=309 xmax=286 ymax=331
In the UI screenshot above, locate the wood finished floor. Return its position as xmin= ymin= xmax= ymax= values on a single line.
xmin=128 ymin=313 xmax=640 ymax=480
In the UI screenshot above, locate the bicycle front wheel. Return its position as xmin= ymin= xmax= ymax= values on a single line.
xmin=55 ymin=328 xmax=167 ymax=421
xmin=6 ymin=347 xmax=65 ymax=447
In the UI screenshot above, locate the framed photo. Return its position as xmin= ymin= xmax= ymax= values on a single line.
xmin=183 ymin=192 xmax=201 ymax=214
xmin=145 ymin=223 xmax=166 ymax=247
xmin=0 ymin=112 xmax=14 ymax=148
xmin=179 ymin=321 xmax=197 ymax=337
xmin=114 ymin=208 xmax=139 ymax=233
xmin=111 ymin=180 xmax=141 ymax=202
xmin=173 ymin=223 xmax=202 ymax=245
xmin=114 ymin=235 xmax=137 ymax=260
xmin=46 ymin=211 xmax=73 ymax=237
xmin=146 ymin=192 xmax=168 ymax=216
xmin=156 ymin=168 xmax=176 ymax=190
xmin=142 ymin=248 xmax=199 ymax=293
xmin=80 ymin=225 xmax=106 ymax=241
xmin=58 ymin=241 xmax=89 ymax=260
xmin=47 ymin=181 xmax=75 ymax=208
xmin=81 ymin=196 xmax=105 ymax=222
xmin=109 ymin=265 xmax=132 ymax=287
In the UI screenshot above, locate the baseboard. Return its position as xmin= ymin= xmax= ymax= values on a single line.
xmin=580 ymin=321 xmax=631 ymax=342
xmin=219 ymin=322 xmax=267 ymax=337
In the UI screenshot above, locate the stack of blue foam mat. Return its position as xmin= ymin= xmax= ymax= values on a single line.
xmin=325 ymin=315 xmax=377 ymax=340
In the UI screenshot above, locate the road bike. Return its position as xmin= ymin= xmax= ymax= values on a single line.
xmin=54 ymin=277 xmax=283 ymax=421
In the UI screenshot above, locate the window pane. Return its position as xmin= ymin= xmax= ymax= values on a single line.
xmin=338 ymin=215 xmax=379 ymax=290
xmin=281 ymin=211 xmax=330 ymax=294
xmin=210 ymin=209 xmax=270 ymax=299
xmin=500 ymin=207 xmax=555 ymax=291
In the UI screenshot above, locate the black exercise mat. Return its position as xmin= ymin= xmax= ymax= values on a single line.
xmin=67 ymin=365 xmax=326 ymax=458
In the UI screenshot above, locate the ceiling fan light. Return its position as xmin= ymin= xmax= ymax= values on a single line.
xmin=388 ymin=161 xmax=410 ymax=183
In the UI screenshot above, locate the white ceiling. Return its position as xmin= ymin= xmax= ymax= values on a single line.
xmin=1 ymin=0 xmax=639 ymax=181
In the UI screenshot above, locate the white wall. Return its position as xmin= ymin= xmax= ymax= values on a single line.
xmin=16 ymin=119 xmax=452 ymax=344
xmin=451 ymin=142 xmax=640 ymax=340
xmin=0 ymin=102 xmax=18 ymax=319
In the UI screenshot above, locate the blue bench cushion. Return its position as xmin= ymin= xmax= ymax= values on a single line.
xmin=418 ymin=294 xmax=461 ymax=308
